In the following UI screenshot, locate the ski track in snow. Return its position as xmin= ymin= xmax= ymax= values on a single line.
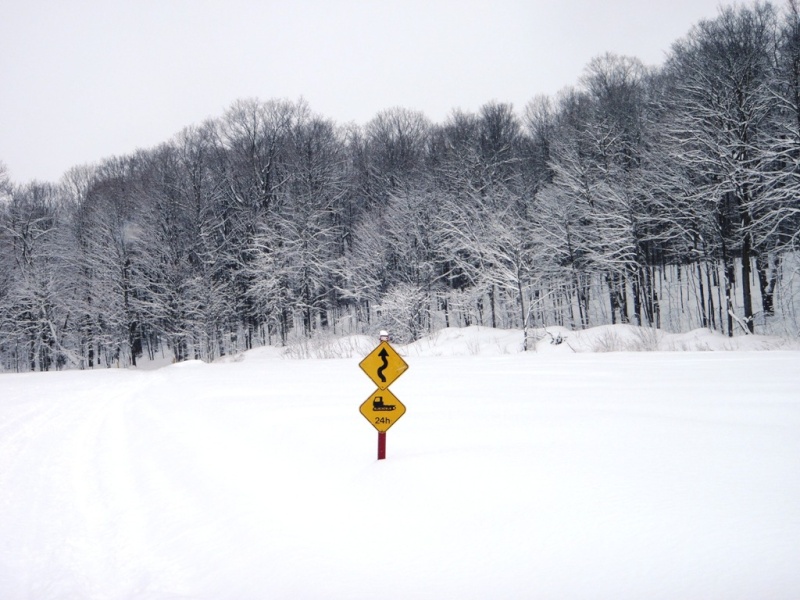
xmin=1 ymin=340 xmax=800 ymax=599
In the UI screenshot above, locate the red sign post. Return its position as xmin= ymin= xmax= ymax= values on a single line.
xmin=378 ymin=431 xmax=386 ymax=460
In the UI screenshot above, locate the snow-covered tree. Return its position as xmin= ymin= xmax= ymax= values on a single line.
xmin=661 ymin=2 xmax=777 ymax=334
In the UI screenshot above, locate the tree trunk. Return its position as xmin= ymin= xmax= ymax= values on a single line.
xmin=607 ymin=272 xmax=617 ymax=325
xmin=489 ymin=286 xmax=497 ymax=329
xmin=696 ymin=260 xmax=708 ymax=328
xmin=755 ymin=253 xmax=777 ymax=316
xmin=740 ymin=233 xmax=755 ymax=333
xmin=631 ymin=267 xmax=642 ymax=327
xmin=724 ymin=256 xmax=735 ymax=337
xmin=518 ymin=278 xmax=527 ymax=349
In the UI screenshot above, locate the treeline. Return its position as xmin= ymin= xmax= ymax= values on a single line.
xmin=2 ymin=1 xmax=800 ymax=371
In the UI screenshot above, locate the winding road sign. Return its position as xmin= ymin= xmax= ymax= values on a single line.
xmin=359 ymin=341 xmax=408 ymax=390
xmin=359 ymin=388 xmax=406 ymax=432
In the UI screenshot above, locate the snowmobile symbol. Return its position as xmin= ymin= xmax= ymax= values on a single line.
xmin=372 ymin=395 xmax=396 ymax=411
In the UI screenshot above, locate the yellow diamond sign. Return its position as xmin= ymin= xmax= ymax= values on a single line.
xmin=359 ymin=388 xmax=406 ymax=432
xmin=359 ymin=341 xmax=408 ymax=390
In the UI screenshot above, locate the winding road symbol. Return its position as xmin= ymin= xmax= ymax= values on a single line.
xmin=377 ymin=348 xmax=389 ymax=383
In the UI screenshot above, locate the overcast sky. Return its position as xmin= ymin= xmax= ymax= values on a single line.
xmin=1 ymin=0 xmax=740 ymax=184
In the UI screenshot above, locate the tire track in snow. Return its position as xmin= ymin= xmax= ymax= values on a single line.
xmin=60 ymin=372 xmax=243 ymax=598
xmin=0 ymin=394 xmax=108 ymax=598
xmin=70 ymin=393 xmax=154 ymax=597
xmin=0 ymin=372 xmax=162 ymax=599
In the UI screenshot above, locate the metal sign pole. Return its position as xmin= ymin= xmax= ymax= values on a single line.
xmin=378 ymin=431 xmax=386 ymax=460
xmin=377 ymin=331 xmax=389 ymax=460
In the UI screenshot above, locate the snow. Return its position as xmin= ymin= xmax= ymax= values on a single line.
xmin=1 ymin=325 xmax=799 ymax=599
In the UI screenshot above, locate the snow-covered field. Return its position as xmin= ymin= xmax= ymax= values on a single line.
xmin=1 ymin=326 xmax=799 ymax=599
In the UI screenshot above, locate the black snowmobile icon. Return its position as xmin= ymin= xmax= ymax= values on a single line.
xmin=372 ymin=396 xmax=396 ymax=411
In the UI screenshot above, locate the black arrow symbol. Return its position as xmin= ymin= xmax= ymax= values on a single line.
xmin=377 ymin=348 xmax=389 ymax=383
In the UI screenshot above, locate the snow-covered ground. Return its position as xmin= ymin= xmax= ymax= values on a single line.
xmin=1 ymin=326 xmax=799 ymax=599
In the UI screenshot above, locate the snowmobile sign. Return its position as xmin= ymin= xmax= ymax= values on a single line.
xmin=359 ymin=340 xmax=408 ymax=389
xmin=359 ymin=388 xmax=406 ymax=433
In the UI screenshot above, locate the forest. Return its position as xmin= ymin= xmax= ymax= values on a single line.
xmin=2 ymin=1 xmax=800 ymax=371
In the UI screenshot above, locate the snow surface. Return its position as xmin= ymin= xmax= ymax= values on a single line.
xmin=1 ymin=326 xmax=799 ymax=599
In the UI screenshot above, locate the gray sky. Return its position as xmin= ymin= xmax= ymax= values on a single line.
xmin=1 ymin=0 xmax=738 ymax=183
